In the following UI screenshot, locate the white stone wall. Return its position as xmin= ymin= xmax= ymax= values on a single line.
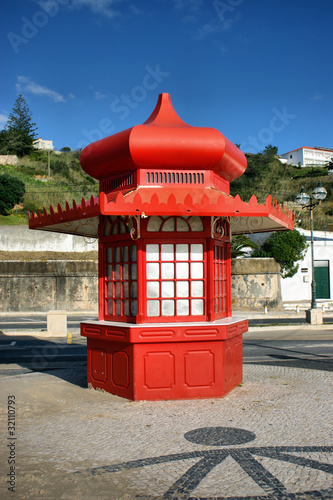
xmin=280 ymin=229 xmax=333 ymax=303
xmin=0 ymin=226 xmax=98 ymax=252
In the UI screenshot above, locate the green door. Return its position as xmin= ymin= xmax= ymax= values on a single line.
xmin=314 ymin=261 xmax=330 ymax=299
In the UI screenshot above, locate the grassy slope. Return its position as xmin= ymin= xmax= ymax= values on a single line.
xmin=0 ymin=151 xmax=98 ymax=225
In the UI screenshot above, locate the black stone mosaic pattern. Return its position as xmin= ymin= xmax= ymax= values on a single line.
xmin=78 ymin=427 xmax=333 ymax=499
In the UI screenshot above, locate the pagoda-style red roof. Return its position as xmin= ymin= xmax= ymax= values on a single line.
xmin=80 ymin=93 xmax=247 ymax=183
xmin=29 ymin=93 xmax=294 ymax=236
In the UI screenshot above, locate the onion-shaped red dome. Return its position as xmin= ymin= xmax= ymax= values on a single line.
xmin=80 ymin=93 xmax=247 ymax=183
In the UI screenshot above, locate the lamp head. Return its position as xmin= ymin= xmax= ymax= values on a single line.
xmin=296 ymin=187 xmax=310 ymax=206
xmin=312 ymin=180 xmax=327 ymax=201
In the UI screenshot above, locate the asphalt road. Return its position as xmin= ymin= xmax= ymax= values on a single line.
xmin=0 ymin=314 xmax=98 ymax=331
xmin=0 ymin=335 xmax=332 ymax=375
xmin=1 ymin=313 xmax=333 ymax=330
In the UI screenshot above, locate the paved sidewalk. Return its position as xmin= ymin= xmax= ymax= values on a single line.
xmin=1 ymin=321 xmax=332 ymax=499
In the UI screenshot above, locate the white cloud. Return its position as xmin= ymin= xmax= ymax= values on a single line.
xmin=173 ymin=0 xmax=203 ymax=11
xmin=16 ymin=76 xmax=66 ymax=103
xmin=69 ymin=0 xmax=123 ymax=18
xmin=310 ymin=92 xmax=323 ymax=101
xmin=94 ymin=91 xmax=108 ymax=99
xmin=130 ymin=4 xmax=141 ymax=15
xmin=194 ymin=21 xmax=231 ymax=39
xmin=37 ymin=0 xmax=125 ymax=18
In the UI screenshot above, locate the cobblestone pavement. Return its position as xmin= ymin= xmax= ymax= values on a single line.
xmin=1 ymin=361 xmax=332 ymax=500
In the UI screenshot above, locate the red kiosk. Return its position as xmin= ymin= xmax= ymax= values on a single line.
xmin=29 ymin=93 xmax=294 ymax=400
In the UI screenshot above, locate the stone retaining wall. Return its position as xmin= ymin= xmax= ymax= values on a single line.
xmin=0 ymin=260 xmax=98 ymax=312
xmin=231 ymin=257 xmax=282 ymax=309
xmin=0 ymin=257 xmax=281 ymax=312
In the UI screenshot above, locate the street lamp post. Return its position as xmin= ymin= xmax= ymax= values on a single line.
xmin=296 ymin=181 xmax=327 ymax=320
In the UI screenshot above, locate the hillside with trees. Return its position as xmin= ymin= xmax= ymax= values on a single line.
xmin=230 ymin=145 xmax=333 ymax=232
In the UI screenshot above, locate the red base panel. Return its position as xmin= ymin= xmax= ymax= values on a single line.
xmin=81 ymin=319 xmax=246 ymax=401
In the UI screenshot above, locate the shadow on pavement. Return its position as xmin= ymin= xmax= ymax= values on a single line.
xmin=243 ymin=340 xmax=333 ymax=372
xmin=0 ymin=331 xmax=88 ymax=386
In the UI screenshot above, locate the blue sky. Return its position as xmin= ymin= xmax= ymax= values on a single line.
xmin=1 ymin=0 xmax=332 ymax=155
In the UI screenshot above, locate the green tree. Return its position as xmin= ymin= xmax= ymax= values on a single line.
xmin=263 ymin=144 xmax=278 ymax=157
xmin=0 ymin=173 xmax=25 ymax=215
xmin=231 ymin=235 xmax=258 ymax=258
xmin=0 ymin=95 xmax=38 ymax=157
xmin=252 ymin=230 xmax=308 ymax=278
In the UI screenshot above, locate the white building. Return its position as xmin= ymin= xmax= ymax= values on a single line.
xmin=33 ymin=138 xmax=54 ymax=151
xmin=280 ymin=146 xmax=333 ymax=167
xmin=280 ymin=229 xmax=333 ymax=307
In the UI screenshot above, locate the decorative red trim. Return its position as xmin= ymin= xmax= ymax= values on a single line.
xmin=28 ymin=195 xmax=100 ymax=230
xmin=28 ymin=190 xmax=294 ymax=233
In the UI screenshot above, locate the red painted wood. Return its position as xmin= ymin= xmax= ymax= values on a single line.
xmin=84 ymin=323 xmax=244 ymax=401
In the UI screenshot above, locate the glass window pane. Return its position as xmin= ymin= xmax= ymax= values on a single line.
xmin=106 ymin=283 xmax=113 ymax=297
xmin=162 ymin=217 xmax=175 ymax=231
xmin=191 ymin=281 xmax=204 ymax=297
xmin=107 ymin=265 xmax=113 ymax=279
xmin=176 ymin=244 xmax=189 ymax=261
xmin=106 ymin=248 xmax=112 ymax=263
xmin=176 ymin=262 xmax=189 ymax=279
xmin=130 ymin=282 xmax=137 ymax=299
xmin=176 ymin=281 xmax=189 ymax=297
xmin=147 ymin=281 xmax=160 ymax=298
xmin=107 ymin=300 xmax=113 ymax=315
xmin=191 ymin=244 xmax=203 ymax=261
xmin=114 ymin=247 xmax=120 ymax=262
xmin=191 ymin=262 xmax=204 ymax=279
xmin=123 ymin=282 xmax=129 ymax=298
xmin=162 ymin=300 xmax=175 ymax=316
xmin=130 ymin=245 xmax=137 ymax=262
xmin=192 ymin=299 xmax=204 ymax=315
xmin=122 ymin=246 xmax=128 ymax=261
xmin=130 ymin=300 xmax=137 ymax=316
xmin=176 ymin=218 xmax=189 ymax=232
xmin=147 ymin=263 xmax=160 ymax=279
xmin=161 ymin=244 xmax=174 ymax=261
xmin=147 ymin=216 xmax=162 ymax=232
xmin=119 ymin=221 xmax=126 ymax=234
xmin=189 ymin=216 xmax=204 ymax=231
xmin=147 ymin=300 xmax=160 ymax=317
xmin=115 ymin=264 xmax=121 ymax=280
xmin=177 ymin=299 xmax=189 ymax=315
xmin=130 ymin=263 xmax=137 ymax=279
xmin=123 ymin=264 xmax=128 ymax=280
xmin=146 ymin=244 xmax=159 ymax=261
xmin=123 ymin=301 xmax=129 ymax=316
xmin=115 ymin=282 xmax=121 ymax=298
xmin=161 ymin=281 xmax=175 ymax=298
xmin=161 ymin=262 xmax=174 ymax=279
xmin=115 ymin=300 xmax=121 ymax=315
xmin=104 ymin=219 xmax=111 ymax=236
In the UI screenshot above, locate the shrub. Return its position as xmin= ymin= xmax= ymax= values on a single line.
xmin=0 ymin=173 xmax=25 ymax=215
